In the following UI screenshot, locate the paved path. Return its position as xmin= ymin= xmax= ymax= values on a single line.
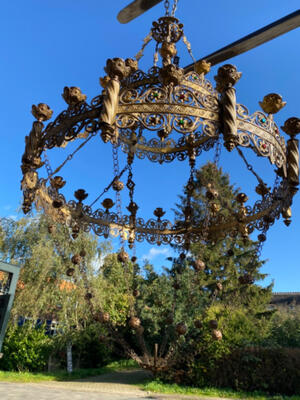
xmin=0 ymin=370 xmax=152 ymax=400
xmin=0 ymin=369 xmax=233 ymax=400
xmin=0 ymin=381 xmax=150 ymax=399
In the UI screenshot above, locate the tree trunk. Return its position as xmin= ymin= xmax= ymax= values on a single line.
xmin=66 ymin=341 xmax=73 ymax=373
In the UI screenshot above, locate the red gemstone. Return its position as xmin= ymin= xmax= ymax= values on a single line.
xmin=179 ymin=94 xmax=185 ymax=100
xmin=262 ymin=144 xmax=267 ymax=149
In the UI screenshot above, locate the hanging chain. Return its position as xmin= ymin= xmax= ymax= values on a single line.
xmin=182 ymin=157 xmax=196 ymax=251
xmin=43 ymin=150 xmax=70 ymax=262
xmin=89 ymin=164 xmax=128 ymax=208
xmin=127 ymin=166 xmax=135 ymax=203
xmin=43 ymin=150 xmax=54 ymax=177
xmin=164 ymin=0 xmax=170 ymax=15
xmin=153 ymin=42 xmax=159 ymax=66
xmin=45 ymin=132 xmax=97 ymax=182
xmin=112 ymin=143 xmax=120 ymax=183
xmin=213 ymin=138 xmax=222 ymax=167
xmin=126 ymin=163 xmax=138 ymax=248
xmin=53 ymin=237 xmax=69 ymax=262
xmin=273 ymin=172 xmax=281 ymax=191
xmin=112 ymin=144 xmax=123 ymax=224
xmin=171 ymin=0 xmax=178 ymax=16
xmin=236 ymin=147 xmax=265 ymax=185
xmin=134 ymin=31 xmax=152 ymax=61
xmin=256 ymin=237 xmax=264 ymax=258
xmin=182 ymin=35 xmax=197 ymax=64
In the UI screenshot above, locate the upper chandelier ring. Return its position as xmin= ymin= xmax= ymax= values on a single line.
xmin=20 ymin=14 xmax=300 ymax=250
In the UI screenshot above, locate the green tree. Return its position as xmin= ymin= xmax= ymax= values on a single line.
xmin=0 ymin=215 xmax=97 ymax=325
xmin=174 ymin=162 xmax=272 ymax=311
xmin=0 ymin=215 xmax=113 ymax=370
xmin=80 ymin=163 xmax=275 ymax=378
xmin=156 ymin=162 xmax=275 ymax=383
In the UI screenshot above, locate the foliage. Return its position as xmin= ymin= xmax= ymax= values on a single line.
xmin=0 ymin=324 xmax=53 ymax=371
xmin=92 ymin=253 xmax=134 ymax=326
xmin=151 ymin=163 xmax=274 ymax=381
xmin=85 ymin=163 xmax=275 ymax=377
xmin=266 ymin=310 xmax=300 ymax=348
xmin=71 ymin=324 xmax=114 ymax=368
xmin=212 ymin=347 xmax=300 ymax=396
xmin=175 ymin=163 xmax=272 ymax=306
xmin=0 ymin=164 xmax=281 ymax=384
xmin=0 ymin=215 xmax=103 ymax=339
xmin=0 ymin=215 xmax=120 ymax=370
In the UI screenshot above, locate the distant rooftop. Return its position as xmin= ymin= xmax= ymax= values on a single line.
xmin=273 ymin=292 xmax=300 ymax=295
xmin=271 ymin=292 xmax=300 ymax=306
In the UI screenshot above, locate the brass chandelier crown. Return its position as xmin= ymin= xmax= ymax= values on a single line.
xmin=20 ymin=14 xmax=300 ymax=250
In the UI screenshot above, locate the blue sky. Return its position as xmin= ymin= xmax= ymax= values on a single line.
xmin=1 ymin=0 xmax=299 ymax=291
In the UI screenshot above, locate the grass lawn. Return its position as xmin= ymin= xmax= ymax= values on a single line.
xmin=0 ymin=360 xmax=299 ymax=400
xmin=0 ymin=359 xmax=138 ymax=383
xmin=141 ymin=380 xmax=300 ymax=400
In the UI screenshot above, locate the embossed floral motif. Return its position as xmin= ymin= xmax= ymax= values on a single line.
xmin=159 ymin=64 xmax=184 ymax=86
xmin=62 ymin=87 xmax=87 ymax=106
xmin=259 ymin=93 xmax=286 ymax=114
xmin=194 ymin=59 xmax=211 ymax=75
xmin=214 ymin=64 xmax=242 ymax=92
xmin=32 ymin=103 xmax=53 ymax=121
xmin=281 ymin=117 xmax=300 ymax=137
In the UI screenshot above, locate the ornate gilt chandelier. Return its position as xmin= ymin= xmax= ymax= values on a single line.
xmin=20 ymin=1 xmax=300 ymax=252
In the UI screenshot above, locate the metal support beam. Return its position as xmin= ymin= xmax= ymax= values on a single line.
xmin=184 ymin=10 xmax=300 ymax=70
xmin=118 ymin=0 xmax=163 ymax=24
xmin=0 ymin=261 xmax=20 ymax=353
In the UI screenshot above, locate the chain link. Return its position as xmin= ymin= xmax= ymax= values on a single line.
xmin=182 ymin=34 xmax=197 ymax=64
xmin=171 ymin=0 xmax=178 ymax=16
xmin=127 ymin=166 xmax=135 ymax=202
xmin=164 ymin=0 xmax=170 ymax=15
xmin=43 ymin=150 xmax=54 ymax=177
xmin=213 ymin=138 xmax=222 ymax=167
xmin=153 ymin=42 xmax=159 ymax=66
xmin=134 ymin=31 xmax=152 ymax=61
xmin=273 ymin=172 xmax=281 ymax=191
xmin=236 ymin=147 xmax=265 ymax=185
xmin=89 ymin=164 xmax=128 ymax=208
xmin=112 ymin=144 xmax=123 ymax=225
xmin=45 ymin=132 xmax=97 ymax=182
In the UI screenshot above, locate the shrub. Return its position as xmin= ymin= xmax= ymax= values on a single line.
xmin=0 ymin=324 xmax=53 ymax=372
xmin=212 ymin=347 xmax=300 ymax=395
xmin=71 ymin=325 xmax=114 ymax=368
xmin=268 ymin=311 xmax=300 ymax=348
xmin=158 ymin=305 xmax=272 ymax=385
xmin=158 ymin=307 xmax=300 ymax=396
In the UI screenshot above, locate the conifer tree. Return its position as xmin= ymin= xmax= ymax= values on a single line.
xmin=173 ymin=161 xmax=272 ymax=312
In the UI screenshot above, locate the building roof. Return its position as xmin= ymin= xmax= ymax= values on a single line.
xmin=271 ymin=292 xmax=300 ymax=305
